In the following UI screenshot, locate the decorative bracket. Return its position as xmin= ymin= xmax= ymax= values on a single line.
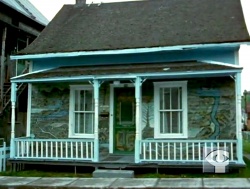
xmin=230 ymin=75 xmax=236 ymax=81
xmin=131 ymin=77 xmax=147 ymax=87
xmin=89 ymin=80 xmax=104 ymax=88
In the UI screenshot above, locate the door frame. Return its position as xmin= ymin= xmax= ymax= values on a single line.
xmin=109 ymin=83 xmax=134 ymax=153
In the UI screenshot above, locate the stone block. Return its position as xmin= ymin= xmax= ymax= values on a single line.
xmin=93 ymin=169 xmax=134 ymax=178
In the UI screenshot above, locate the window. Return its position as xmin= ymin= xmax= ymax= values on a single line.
xmin=69 ymin=85 xmax=94 ymax=138
xmin=154 ymin=81 xmax=188 ymax=138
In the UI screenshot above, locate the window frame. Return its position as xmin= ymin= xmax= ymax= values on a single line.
xmin=154 ymin=81 xmax=188 ymax=138
xmin=69 ymin=85 xmax=94 ymax=138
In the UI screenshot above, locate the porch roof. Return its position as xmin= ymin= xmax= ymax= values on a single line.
xmin=11 ymin=61 xmax=242 ymax=83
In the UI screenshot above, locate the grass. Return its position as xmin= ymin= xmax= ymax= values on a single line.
xmin=1 ymin=140 xmax=250 ymax=178
xmin=244 ymin=140 xmax=250 ymax=154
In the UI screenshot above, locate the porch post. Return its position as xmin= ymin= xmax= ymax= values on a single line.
xmin=134 ymin=77 xmax=142 ymax=163
xmin=93 ymin=79 xmax=100 ymax=162
xmin=235 ymin=73 xmax=243 ymax=163
xmin=10 ymin=82 xmax=17 ymax=158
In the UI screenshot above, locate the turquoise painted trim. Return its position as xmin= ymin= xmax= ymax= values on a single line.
xmin=11 ymin=69 xmax=242 ymax=83
xmin=10 ymin=83 xmax=17 ymax=102
xmin=200 ymin=60 xmax=242 ymax=68
xmin=10 ymin=42 xmax=247 ymax=60
xmin=93 ymin=79 xmax=100 ymax=162
xmin=11 ymin=68 xmax=54 ymax=80
xmin=236 ymin=73 xmax=244 ymax=164
xmin=31 ymin=49 xmax=237 ymax=71
xmin=135 ymin=77 xmax=142 ymax=163
xmin=10 ymin=83 xmax=17 ymax=158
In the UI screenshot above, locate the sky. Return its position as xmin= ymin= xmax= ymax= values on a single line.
xmin=29 ymin=0 xmax=250 ymax=94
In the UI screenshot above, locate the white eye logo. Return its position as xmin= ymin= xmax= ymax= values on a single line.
xmin=205 ymin=149 xmax=229 ymax=173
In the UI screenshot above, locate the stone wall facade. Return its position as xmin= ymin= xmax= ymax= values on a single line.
xmin=30 ymin=77 xmax=236 ymax=143
xmin=31 ymin=83 xmax=70 ymax=139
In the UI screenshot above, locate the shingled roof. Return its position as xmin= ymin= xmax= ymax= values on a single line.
xmin=19 ymin=0 xmax=250 ymax=55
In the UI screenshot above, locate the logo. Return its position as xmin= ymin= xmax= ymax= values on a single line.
xmin=203 ymin=147 xmax=229 ymax=173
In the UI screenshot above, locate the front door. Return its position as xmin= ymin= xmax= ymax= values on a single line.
xmin=113 ymin=87 xmax=135 ymax=153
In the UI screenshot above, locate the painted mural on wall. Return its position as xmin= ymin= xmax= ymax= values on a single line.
xmin=141 ymin=82 xmax=154 ymax=139
xmin=188 ymin=77 xmax=236 ymax=139
xmin=31 ymin=84 xmax=70 ymax=139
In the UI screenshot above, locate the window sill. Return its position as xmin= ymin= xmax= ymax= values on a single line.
xmin=68 ymin=134 xmax=95 ymax=139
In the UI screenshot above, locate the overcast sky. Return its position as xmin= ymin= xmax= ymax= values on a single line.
xmin=29 ymin=0 xmax=250 ymax=93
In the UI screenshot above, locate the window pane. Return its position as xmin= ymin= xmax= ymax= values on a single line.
xmin=119 ymin=101 xmax=135 ymax=125
xmin=85 ymin=90 xmax=94 ymax=111
xmin=75 ymin=113 xmax=83 ymax=133
xmin=160 ymin=88 xmax=170 ymax=110
xmin=160 ymin=111 xmax=182 ymax=134
xmin=74 ymin=113 xmax=94 ymax=134
xmin=172 ymin=87 xmax=181 ymax=109
xmin=74 ymin=90 xmax=93 ymax=111
xmin=84 ymin=113 xmax=94 ymax=134
xmin=172 ymin=111 xmax=182 ymax=133
xmin=160 ymin=112 xmax=170 ymax=133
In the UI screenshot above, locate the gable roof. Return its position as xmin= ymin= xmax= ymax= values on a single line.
xmin=19 ymin=0 xmax=250 ymax=55
xmin=0 ymin=0 xmax=49 ymax=26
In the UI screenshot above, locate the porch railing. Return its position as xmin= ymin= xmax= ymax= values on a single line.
xmin=13 ymin=138 xmax=95 ymax=161
xmin=139 ymin=139 xmax=237 ymax=162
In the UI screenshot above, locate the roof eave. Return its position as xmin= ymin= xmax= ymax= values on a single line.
xmin=11 ymin=69 xmax=242 ymax=83
xmin=10 ymin=42 xmax=250 ymax=60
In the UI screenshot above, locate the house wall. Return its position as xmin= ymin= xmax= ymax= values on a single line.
xmin=29 ymin=77 xmax=236 ymax=142
xmin=30 ymin=84 xmax=70 ymax=139
xmin=31 ymin=47 xmax=237 ymax=71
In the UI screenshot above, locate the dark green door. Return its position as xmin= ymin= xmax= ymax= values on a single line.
xmin=114 ymin=87 xmax=135 ymax=153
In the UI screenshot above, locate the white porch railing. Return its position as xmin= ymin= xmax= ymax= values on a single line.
xmin=13 ymin=138 xmax=95 ymax=161
xmin=139 ymin=139 xmax=238 ymax=163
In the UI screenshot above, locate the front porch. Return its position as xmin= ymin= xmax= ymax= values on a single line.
xmin=8 ymin=61 xmax=245 ymax=168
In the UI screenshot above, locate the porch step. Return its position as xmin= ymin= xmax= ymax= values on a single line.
xmin=93 ymin=169 xmax=134 ymax=178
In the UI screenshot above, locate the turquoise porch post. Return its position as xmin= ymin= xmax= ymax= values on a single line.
xmin=93 ymin=79 xmax=100 ymax=162
xmin=134 ymin=77 xmax=142 ymax=163
xmin=10 ymin=82 xmax=17 ymax=158
xmin=236 ymin=73 xmax=244 ymax=164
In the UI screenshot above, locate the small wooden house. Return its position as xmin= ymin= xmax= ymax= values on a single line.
xmin=9 ymin=0 xmax=250 ymax=169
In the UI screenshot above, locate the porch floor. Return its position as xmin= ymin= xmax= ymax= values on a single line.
xmin=8 ymin=158 xmax=245 ymax=171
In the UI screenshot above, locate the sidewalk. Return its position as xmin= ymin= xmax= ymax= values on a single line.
xmin=1 ymin=177 xmax=250 ymax=188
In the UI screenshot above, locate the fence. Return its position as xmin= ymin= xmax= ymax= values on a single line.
xmin=0 ymin=139 xmax=9 ymax=172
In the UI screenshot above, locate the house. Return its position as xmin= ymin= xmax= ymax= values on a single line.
xmin=0 ymin=0 xmax=48 ymax=143
xmin=9 ymin=0 xmax=250 ymax=169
